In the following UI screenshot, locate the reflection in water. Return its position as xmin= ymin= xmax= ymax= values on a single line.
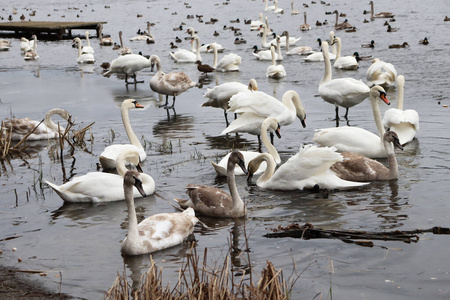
xmin=152 ymin=114 xmax=194 ymax=140
xmin=204 ymin=133 xmax=255 ymax=151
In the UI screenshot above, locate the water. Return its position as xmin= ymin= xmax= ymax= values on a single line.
xmin=1 ymin=0 xmax=450 ymax=299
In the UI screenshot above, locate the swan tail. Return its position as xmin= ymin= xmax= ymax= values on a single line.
xmin=174 ymin=198 xmax=191 ymax=209
xmin=211 ymin=161 xmax=227 ymax=176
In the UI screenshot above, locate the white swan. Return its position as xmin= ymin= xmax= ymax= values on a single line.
xmin=382 ymin=75 xmax=419 ymax=145
xmin=150 ymin=55 xmax=197 ymax=109
xmin=46 ymin=149 xmax=155 ymax=203
xmin=333 ymin=37 xmax=358 ymax=70
xmin=2 ymin=108 xmax=71 ymax=141
xmin=264 ymin=0 xmax=276 ymax=11
xmin=212 ymin=117 xmax=281 ymax=176
xmin=130 ymin=22 xmax=154 ymax=42
xmin=103 ymin=53 xmax=151 ymax=84
xmin=222 ymin=90 xmax=307 ymax=137
xmin=300 ymin=12 xmax=311 ymax=31
xmin=99 ymin=99 xmax=146 ymax=170
xmin=73 ymin=37 xmax=95 ymax=64
xmin=82 ymin=31 xmax=95 ymax=54
xmin=170 ymin=35 xmax=201 ymax=63
xmin=98 ymin=23 xmax=113 ymax=46
xmin=330 ymin=131 xmax=403 ymax=182
xmin=291 ymin=0 xmax=299 ymax=15
xmin=20 ymin=37 xmax=32 ymax=53
xmin=303 ymin=32 xmax=337 ymax=61
xmin=266 ymin=45 xmax=286 ymax=79
xmin=174 ymin=151 xmax=247 ymax=218
xmin=260 ymin=24 xmax=300 ymax=48
xmin=24 ymin=35 xmax=38 ymax=60
xmin=247 ymin=146 xmax=369 ymax=190
xmin=318 ymin=41 xmax=369 ymax=120
xmin=366 ymin=58 xmax=397 ymax=89
xmin=253 ymin=35 xmax=283 ymax=61
xmin=121 ymin=170 xmax=197 ymax=256
xmin=200 ymin=42 xmax=225 ymax=53
xmin=0 ymin=39 xmax=11 ymax=51
xmin=208 ymin=43 xmax=241 ymax=72
xmin=250 ymin=13 xmax=264 ymax=30
xmin=118 ymin=31 xmax=132 ymax=56
xmin=369 ymin=0 xmax=394 ymax=19
xmin=272 ymin=0 xmax=284 ymax=14
xmin=285 ymin=31 xmax=313 ymax=55
xmin=313 ymin=85 xmax=392 ymax=158
xmin=202 ymin=78 xmax=258 ymax=126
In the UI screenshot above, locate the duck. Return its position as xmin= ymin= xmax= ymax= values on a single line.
xmin=149 ymin=55 xmax=197 ymax=109
xmin=169 ymin=35 xmax=201 ymax=63
xmin=266 ymin=45 xmax=286 ymax=79
xmin=386 ymin=25 xmax=398 ymax=32
xmin=318 ymin=41 xmax=369 ymax=120
xmin=333 ymin=10 xmax=353 ymax=30
xmin=118 ymin=31 xmax=133 ymax=55
xmin=103 ymin=53 xmax=151 ymax=84
xmin=73 ymin=37 xmax=95 ymax=64
xmin=169 ymin=42 xmax=178 ymax=49
xmin=45 ymin=149 xmax=155 ymax=203
xmin=2 ymin=108 xmax=71 ymax=141
xmin=300 ymin=11 xmax=311 ymax=31
xmin=208 ymin=43 xmax=242 ymax=72
xmin=173 ymin=25 xmax=183 ymax=31
xmin=382 ymin=75 xmax=419 ymax=145
xmin=202 ymin=78 xmax=258 ymax=126
xmin=195 ymin=60 xmax=215 ymax=75
xmin=445 ymin=16 xmax=450 ymax=22
xmin=388 ymin=42 xmax=409 ymax=49
xmin=369 ymin=0 xmax=394 ymax=19
xmin=333 ymin=37 xmax=359 ymax=70
xmin=174 ymin=151 xmax=248 ymax=218
xmin=81 ymin=31 xmax=95 ymax=54
xmin=330 ymin=131 xmax=403 ymax=182
xmin=247 ymin=146 xmax=369 ymax=190
xmin=366 ymin=58 xmax=397 ymax=89
xmin=99 ymin=99 xmax=147 ymax=170
xmin=23 ymin=35 xmax=38 ymax=60
xmin=353 ymin=52 xmax=372 ymax=62
xmin=98 ymin=23 xmax=113 ymax=46
xmin=313 ymin=85 xmax=392 ymax=158
xmin=121 ymin=170 xmax=198 ymax=256
xmin=212 ymin=117 xmax=281 ymax=176
xmin=361 ymin=40 xmax=375 ymax=48
xmin=419 ymin=37 xmax=429 ymax=45
xmin=234 ymin=37 xmax=247 ymax=44
xmin=213 ymin=30 xmax=220 ymax=37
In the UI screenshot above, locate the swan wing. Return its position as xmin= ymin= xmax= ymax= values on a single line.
xmin=203 ymin=82 xmax=248 ymax=108
xmin=333 ymin=56 xmax=358 ymax=69
xmin=266 ymin=65 xmax=286 ymax=78
xmin=169 ymin=49 xmax=197 ymax=63
xmin=216 ymin=53 xmax=241 ymax=71
xmin=220 ymin=112 xmax=265 ymax=135
xmin=213 ymin=151 xmax=267 ymax=176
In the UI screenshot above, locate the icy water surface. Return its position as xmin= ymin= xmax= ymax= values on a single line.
xmin=1 ymin=0 xmax=450 ymax=299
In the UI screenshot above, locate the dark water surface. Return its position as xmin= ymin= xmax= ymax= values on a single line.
xmin=1 ymin=0 xmax=450 ymax=299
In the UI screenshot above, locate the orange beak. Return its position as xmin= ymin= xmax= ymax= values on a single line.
xmin=380 ymin=92 xmax=390 ymax=105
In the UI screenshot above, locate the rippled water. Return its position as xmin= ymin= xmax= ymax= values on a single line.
xmin=1 ymin=0 xmax=450 ymax=299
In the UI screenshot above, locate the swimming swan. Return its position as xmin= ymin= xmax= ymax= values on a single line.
xmin=73 ymin=37 xmax=95 ymax=64
xmin=208 ymin=43 xmax=241 ymax=72
xmin=333 ymin=37 xmax=358 ymax=70
xmin=366 ymin=58 xmax=397 ymax=89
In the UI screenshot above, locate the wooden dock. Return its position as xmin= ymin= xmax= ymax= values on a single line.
xmin=0 ymin=21 xmax=106 ymax=40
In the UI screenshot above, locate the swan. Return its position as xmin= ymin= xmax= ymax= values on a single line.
xmin=318 ymin=41 xmax=369 ymax=120
xmin=333 ymin=37 xmax=358 ymax=70
xmin=98 ymin=23 xmax=113 ymax=46
xmin=73 ymin=37 xmax=95 ymax=64
xmin=247 ymin=146 xmax=369 ymax=190
xmin=130 ymin=22 xmax=154 ymax=42
xmin=260 ymin=24 xmax=300 ymax=48
xmin=330 ymin=131 xmax=403 ymax=182
xmin=103 ymin=53 xmax=151 ymax=84
xmin=253 ymin=35 xmax=283 ymax=60
xmin=208 ymin=43 xmax=241 ymax=72
xmin=300 ymin=12 xmax=311 ymax=31
xmin=99 ymin=99 xmax=146 ymax=170
xmin=202 ymin=78 xmax=258 ymax=126
xmin=46 ymin=149 xmax=154 ymax=203
xmin=199 ymin=42 xmax=225 ymax=53
xmin=266 ymin=45 xmax=286 ymax=79
xmin=313 ymin=85 xmax=392 ymax=158
xmin=24 ymin=35 xmax=38 ymax=60
xmin=174 ymin=151 xmax=248 ymax=218
xmin=170 ymin=35 xmax=201 ymax=63
xmin=212 ymin=117 xmax=281 ymax=176
xmin=264 ymin=0 xmax=276 ymax=11
xmin=272 ymin=0 xmax=284 ymax=14
xmin=0 ymin=39 xmax=11 ymax=51
xmin=20 ymin=37 xmax=32 ymax=52
xmin=291 ymin=0 xmax=299 ymax=15
xmin=366 ymin=58 xmax=397 ymax=89
xmin=82 ymin=31 xmax=95 ymax=54
xmin=369 ymin=0 xmax=394 ymax=19
xmin=285 ymin=31 xmax=313 ymax=55
xmin=303 ymin=32 xmax=337 ymax=61
xmin=150 ymin=55 xmax=197 ymax=109
xmin=121 ymin=170 xmax=197 ymax=256
xmin=382 ymin=75 xmax=419 ymax=145
xmin=333 ymin=10 xmax=353 ymax=30
xmin=118 ymin=31 xmax=132 ymax=56
xmin=2 ymin=108 xmax=71 ymax=141
xmin=250 ymin=13 xmax=264 ymax=30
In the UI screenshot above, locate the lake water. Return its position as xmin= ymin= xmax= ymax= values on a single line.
xmin=1 ymin=0 xmax=450 ymax=299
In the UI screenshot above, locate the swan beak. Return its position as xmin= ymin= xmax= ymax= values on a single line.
xmin=133 ymin=177 xmax=147 ymax=197
xmin=393 ymin=135 xmax=404 ymax=151
xmin=247 ymin=171 xmax=254 ymax=184
xmin=380 ymin=92 xmax=390 ymax=105
xmin=275 ymin=124 xmax=282 ymax=139
xmin=238 ymin=159 xmax=248 ymax=175
xmin=134 ymin=101 xmax=144 ymax=108
xmin=301 ymin=116 xmax=306 ymax=128
xmin=136 ymin=163 xmax=143 ymax=173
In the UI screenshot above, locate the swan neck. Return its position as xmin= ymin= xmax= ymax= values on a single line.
xmin=304 ymin=12 xmax=307 ymax=23
xmin=371 ymin=94 xmax=386 ymax=139
xmin=335 ymin=12 xmax=339 ymax=26
xmin=121 ymin=105 xmax=143 ymax=152
xmin=271 ymin=47 xmax=276 ymax=65
xmin=261 ymin=120 xmax=281 ymax=163
xmin=370 ymin=2 xmax=374 ymax=18
xmin=277 ymin=40 xmax=282 ymax=59
xmin=385 ymin=140 xmax=398 ymax=179
xmin=227 ymin=163 xmax=243 ymax=210
xmin=257 ymin=154 xmax=276 ymax=186
xmin=321 ymin=44 xmax=332 ymax=84
xmin=86 ymin=32 xmax=91 ymax=47
xmin=397 ymin=81 xmax=404 ymax=110
xmin=195 ymin=37 xmax=201 ymax=61
xmin=125 ymin=184 xmax=140 ymax=244
xmin=335 ymin=38 xmax=341 ymax=59
xmin=77 ymin=40 xmax=82 ymax=57
xmin=44 ymin=109 xmax=66 ymax=134
xmin=119 ymin=32 xmax=124 ymax=47
xmin=285 ymin=32 xmax=290 ymax=52
xmin=213 ymin=45 xmax=218 ymax=68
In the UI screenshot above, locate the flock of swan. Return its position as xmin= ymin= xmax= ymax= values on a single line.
xmin=2 ymin=0 xmax=422 ymax=256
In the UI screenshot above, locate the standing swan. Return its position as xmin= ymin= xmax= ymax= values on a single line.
xmin=45 ymin=149 xmax=155 ymax=203
xmin=313 ymin=85 xmax=392 ymax=158
xmin=2 ymin=108 xmax=71 ymax=141
xmin=318 ymin=41 xmax=369 ymax=120
xmin=266 ymin=45 xmax=286 ymax=79
xmin=382 ymin=75 xmax=419 ymax=145
xmin=149 ymin=55 xmax=197 ymax=109
xmin=247 ymin=146 xmax=369 ymax=190
xmin=212 ymin=117 xmax=282 ymax=176
xmin=174 ymin=151 xmax=248 ymax=218
xmin=103 ymin=53 xmax=151 ymax=84
xmin=207 ymin=43 xmax=241 ymax=72
xmin=99 ymin=99 xmax=146 ymax=170
xmin=73 ymin=37 xmax=95 ymax=64
xmin=121 ymin=170 xmax=197 ymax=256
xmin=330 ymin=131 xmax=403 ymax=182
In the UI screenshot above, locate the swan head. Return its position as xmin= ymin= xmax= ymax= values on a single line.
xmin=150 ymin=55 xmax=160 ymax=71
xmin=122 ymin=98 xmax=144 ymax=110
xmin=124 ymin=170 xmax=147 ymax=198
xmin=384 ymin=130 xmax=403 ymax=151
xmin=229 ymin=151 xmax=248 ymax=175
xmin=369 ymin=86 xmax=390 ymax=105
xmin=247 ymin=78 xmax=258 ymax=91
